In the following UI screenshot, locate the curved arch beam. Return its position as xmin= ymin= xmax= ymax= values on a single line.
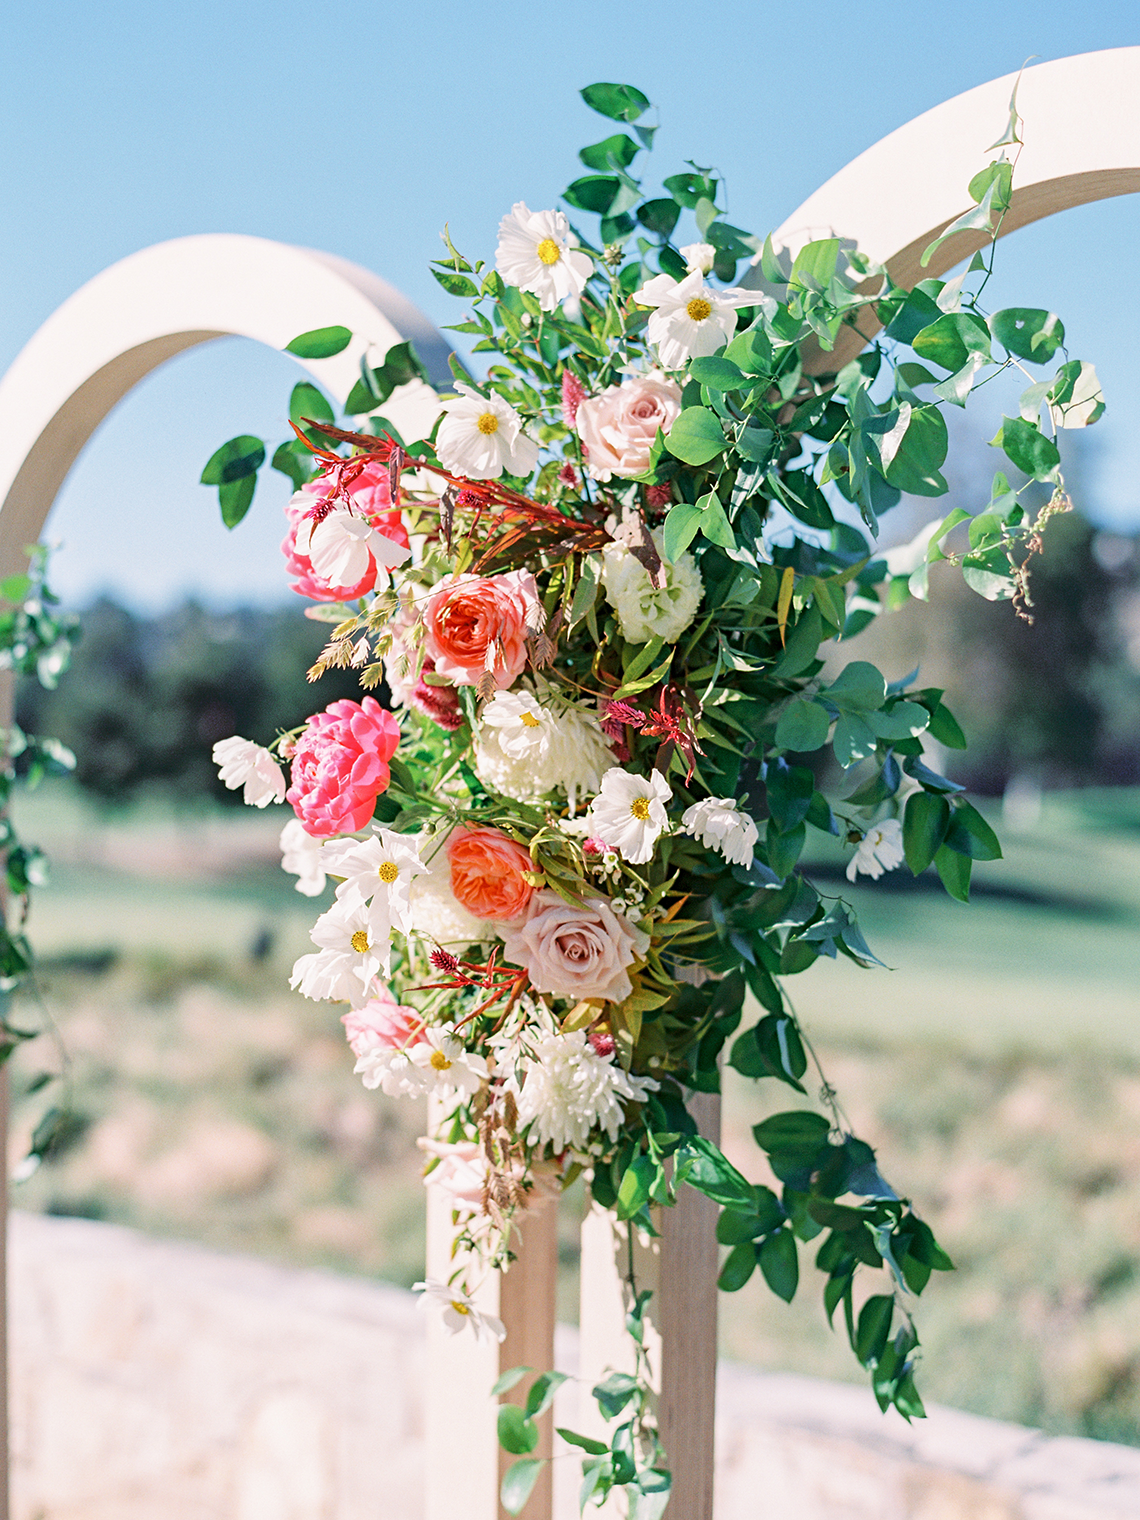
xmin=0 ymin=235 xmax=452 ymax=577
xmin=749 ymin=46 xmax=1140 ymax=369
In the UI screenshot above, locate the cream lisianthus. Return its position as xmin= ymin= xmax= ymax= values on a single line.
xmin=495 ymin=202 xmax=592 ymax=312
xmin=212 ymin=735 xmax=286 ymax=807
xmin=434 ymin=384 xmax=539 ymax=480
xmin=321 ymin=829 xmax=426 ymax=942
xmin=601 ymin=527 xmax=702 ymax=645
xmin=290 ymin=899 xmax=388 ymax=1003
xmin=846 ymin=819 xmax=905 ymax=882
xmin=679 ymin=241 xmax=716 ymax=275
xmin=585 ymin=767 xmax=672 ymax=865
xmin=412 ymin=1277 xmax=506 ymax=1343
xmin=279 ymin=817 xmax=328 ymax=897
xmin=681 ymin=797 xmax=759 ymax=868
xmin=293 ymin=506 xmax=411 ymax=587
xmin=473 ymin=685 xmax=614 ymax=813
xmin=633 ymin=270 xmax=755 ymax=370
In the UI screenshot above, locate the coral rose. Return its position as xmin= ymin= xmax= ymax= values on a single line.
xmin=575 ymin=375 xmax=682 ymax=482
xmin=446 ymin=826 xmax=535 ymax=922
xmin=500 ymin=891 xmax=649 ymax=1004
xmin=422 ymin=570 xmax=539 ymax=689
xmin=341 ymin=985 xmax=424 ymax=1058
xmin=286 ymin=696 xmax=401 ymax=837
xmin=282 ymin=462 xmax=409 ymax=602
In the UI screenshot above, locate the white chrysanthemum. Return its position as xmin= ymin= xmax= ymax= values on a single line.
xmin=846 ymin=818 xmax=905 ymax=882
xmin=515 ymin=1029 xmax=657 ymax=1153
xmin=280 ymin=817 xmax=328 ymax=897
xmin=293 ymin=504 xmax=411 ymax=585
xmin=412 ymin=1277 xmax=506 ymax=1343
xmin=408 ymin=829 xmax=491 ymax=950
xmin=290 ymin=899 xmax=387 ymax=1004
xmin=473 ymin=686 xmax=614 ymax=814
xmin=679 ymin=241 xmax=716 ymax=275
xmin=407 ymin=1025 xmax=489 ymax=1099
xmin=585 ymin=767 xmax=672 ymax=866
xmin=601 ymin=527 xmax=703 ymax=645
xmin=681 ymin=797 xmax=759 ymax=868
xmin=434 ymin=384 xmax=540 ymax=481
xmin=212 ymin=735 xmax=286 ymax=807
xmin=322 ymin=829 xmax=426 ymax=941
xmin=633 ymin=269 xmax=755 ymax=370
xmin=495 ymin=202 xmax=592 ymax=313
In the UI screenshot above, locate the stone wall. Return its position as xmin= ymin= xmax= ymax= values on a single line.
xmin=10 ymin=1211 xmax=1140 ymax=1519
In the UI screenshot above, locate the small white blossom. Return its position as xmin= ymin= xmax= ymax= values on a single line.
xmin=280 ymin=817 xmax=328 ymax=897
xmin=473 ymin=686 xmax=614 ymax=814
xmin=585 ymin=767 xmax=672 ymax=866
xmin=633 ymin=269 xmax=755 ymax=370
xmin=293 ymin=504 xmax=411 ymax=586
xmin=602 ymin=528 xmax=703 ymax=645
xmin=434 ymin=384 xmax=539 ymax=481
xmin=407 ymin=1025 xmax=489 ymax=1098
xmin=212 ymin=736 xmax=285 ymax=807
xmin=412 ymin=1277 xmax=506 ymax=1343
xmin=846 ymin=818 xmax=905 ymax=882
xmin=495 ymin=202 xmax=592 ymax=313
xmin=681 ymin=797 xmax=759 ymax=868
xmin=515 ymin=1029 xmax=657 ymax=1153
xmin=322 ymin=829 xmax=426 ymax=942
xmin=679 ymin=241 xmax=716 ymax=274
xmin=290 ymin=899 xmax=387 ymax=1003
xmin=353 ymin=1041 xmax=426 ymax=1098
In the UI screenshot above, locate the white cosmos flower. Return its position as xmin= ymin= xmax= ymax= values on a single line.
xmin=280 ymin=817 xmax=328 ymax=897
xmin=412 ymin=1277 xmax=506 ymax=1343
xmin=473 ymin=685 xmax=614 ymax=814
xmin=212 ymin=735 xmax=286 ymax=807
xmin=290 ymin=899 xmax=388 ymax=1003
xmin=585 ymin=767 xmax=672 ymax=865
xmin=495 ymin=202 xmax=593 ymax=313
xmin=354 ymin=1041 xmax=426 ymax=1098
xmin=407 ymin=1025 xmax=489 ymax=1098
xmin=633 ymin=269 xmax=755 ymax=370
xmin=293 ymin=505 xmax=411 ymax=585
xmin=679 ymin=241 xmax=716 ymax=274
xmin=321 ymin=829 xmax=426 ymax=941
xmin=514 ymin=1029 xmax=657 ymax=1153
xmin=846 ymin=818 xmax=905 ymax=882
xmin=434 ymin=384 xmax=540 ymax=481
xmin=681 ymin=797 xmax=759 ymax=868
xmin=601 ymin=527 xmax=702 ymax=645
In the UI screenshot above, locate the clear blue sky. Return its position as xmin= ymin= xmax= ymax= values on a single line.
xmin=3 ymin=1 xmax=1138 ymax=609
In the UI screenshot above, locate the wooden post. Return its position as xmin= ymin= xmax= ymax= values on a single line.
xmin=578 ymin=1092 xmax=721 ymax=1519
xmin=0 ymin=668 xmax=12 ymax=1520
xmin=424 ymin=1170 xmax=558 ymax=1520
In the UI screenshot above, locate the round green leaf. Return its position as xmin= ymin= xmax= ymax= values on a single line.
xmin=662 ymin=501 xmax=703 ymax=562
xmin=663 ymin=406 xmax=726 ymax=465
xmin=563 ymin=174 xmax=621 ymax=214
xmin=579 ymin=82 xmax=650 ymax=123
xmin=289 ymin=382 xmax=335 ymax=429
xmin=997 ymin=415 xmax=1060 ymax=482
xmin=284 ymin=325 xmax=352 ymax=359
xmin=989 ymin=308 xmax=1065 ymax=364
xmin=825 ymin=661 xmax=887 ymax=713
xmin=200 ymin=435 xmax=265 ymax=487
xmin=903 ymin=791 xmax=950 ymax=875
xmin=687 ymin=356 xmax=746 ymax=391
xmin=637 ymin=198 xmax=680 ymax=238
xmin=759 ymin=1227 xmax=799 ymax=1302
xmin=497 ymin=1404 xmax=539 ymax=1456
xmin=500 ymin=1459 xmax=545 ymax=1516
xmin=912 ymin=311 xmax=991 ymax=373
xmin=718 ymin=1242 xmax=758 ymax=1292
xmin=218 ymin=473 xmax=256 ymax=530
xmin=775 ymin=699 xmax=831 ymax=752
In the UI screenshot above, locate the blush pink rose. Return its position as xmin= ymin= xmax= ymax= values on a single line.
xmin=341 ymin=985 xmax=424 ymax=1057
xmin=422 ymin=570 xmax=539 ymax=689
xmin=446 ymin=826 xmax=535 ymax=922
xmin=282 ymin=462 xmax=410 ymax=602
xmin=500 ymin=891 xmax=650 ymax=1004
xmin=575 ymin=376 xmax=682 ymax=482
xmin=286 ymin=696 xmax=401 ymax=836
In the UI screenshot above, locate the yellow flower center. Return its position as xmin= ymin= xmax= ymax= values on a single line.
xmin=451 ymin=1299 xmax=470 ymax=1315
xmin=351 ymin=930 xmax=370 ymax=954
xmin=686 ymin=296 xmax=713 ymax=322
xmin=476 ymin=411 xmax=500 ymax=435
xmin=630 ymin=797 xmax=651 ymax=821
xmin=430 ymin=1049 xmax=453 ymax=1071
xmin=536 ymin=237 xmax=562 ymax=266
xmin=377 ymin=860 xmax=399 ymax=884
xmin=520 ymin=711 xmax=542 ymax=728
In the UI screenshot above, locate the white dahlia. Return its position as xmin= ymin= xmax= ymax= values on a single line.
xmin=515 ymin=1029 xmax=657 ymax=1153
xmin=495 ymin=202 xmax=592 ymax=313
xmin=473 ymin=685 xmax=614 ymax=814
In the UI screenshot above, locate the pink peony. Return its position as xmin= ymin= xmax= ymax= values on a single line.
xmin=341 ymin=985 xmax=424 ymax=1057
xmin=575 ymin=375 xmax=682 ymax=482
xmin=286 ymin=696 xmax=401 ymax=836
xmin=500 ymin=891 xmax=649 ymax=1004
xmin=421 ymin=570 xmax=540 ymax=689
xmin=446 ymin=826 xmax=535 ymax=922
xmin=282 ymin=462 xmax=409 ymax=603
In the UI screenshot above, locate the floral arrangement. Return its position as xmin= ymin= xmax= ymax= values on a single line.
xmin=205 ymin=79 xmax=1101 ymax=1514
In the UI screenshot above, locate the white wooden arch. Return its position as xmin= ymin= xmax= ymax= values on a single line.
xmin=0 ymin=43 xmax=1138 ymax=1520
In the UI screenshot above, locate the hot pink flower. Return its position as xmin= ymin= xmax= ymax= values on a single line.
xmin=446 ymin=826 xmax=535 ymax=922
xmin=576 ymin=375 xmax=682 ymax=481
xmin=281 ymin=463 xmax=409 ymax=603
xmin=422 ymin=571 xmax=539 ymax=689
xmin=286 ymin=696 xmax=401 ymax=836
xmin=561 ymin=369 xmax=586 ymax=428
xmin=341 ymin=985 xmax=424 ymax=1057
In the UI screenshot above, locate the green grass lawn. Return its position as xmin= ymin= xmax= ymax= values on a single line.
xmin=9 ymin=781 xmax=1140 ymax=1443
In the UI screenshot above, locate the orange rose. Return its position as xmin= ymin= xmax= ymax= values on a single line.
xmin=446 ymin=826 xmax=535 ymax=922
